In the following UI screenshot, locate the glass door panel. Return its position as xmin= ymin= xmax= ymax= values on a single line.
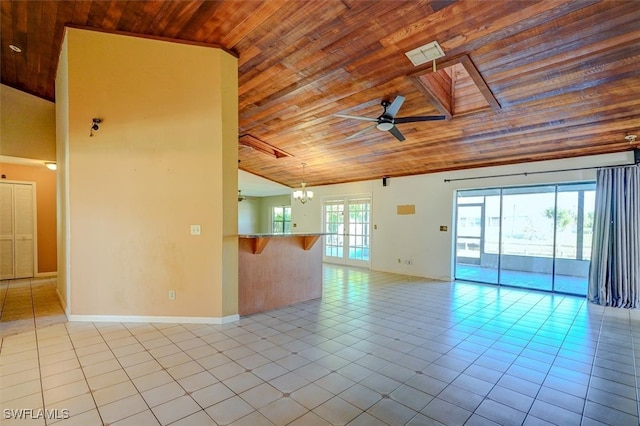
xmin=324 ymin=201 xmax=344 ymax=260
xmin=553 ymin=183 xmax=596 ymax=294
xmin=347 ymin=200 xmax=370 ymax=264
xmin=455 ymin=189 xmax=499 ymax=284
xmin=499 ymin=186 xmax=555 ymax=291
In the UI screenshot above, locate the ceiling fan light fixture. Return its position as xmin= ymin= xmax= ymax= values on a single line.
xmin=405 ymin=41 xmax=445 ymax=66
xmin=377 ymin=122 xmax=394 ymax=131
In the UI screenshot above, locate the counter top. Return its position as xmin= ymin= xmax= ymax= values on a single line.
xmin=238 ymin=232 xmax=332 ymax=238
xmin=238 ymin=232 xmax=332 ymax=254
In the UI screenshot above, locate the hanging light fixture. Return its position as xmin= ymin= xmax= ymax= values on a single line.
xmin=293 ymin=162 xmax=314 ymax=204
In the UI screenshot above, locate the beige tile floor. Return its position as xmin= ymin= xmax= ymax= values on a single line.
xmin=1 ymin=278 xmax=67 ymax=338
xmin=1 ymin=265 xmax=639 ymax=425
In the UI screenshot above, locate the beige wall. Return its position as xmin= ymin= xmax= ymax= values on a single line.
xmin=56 ymin=36 xmax=70 ymax=311
xmin=238 ymin=195 xmax=293 ymax=234
xmin=57 ymin=28 xmax=238 ymax=320
xmin=239 ymin=197 xmax=262 ymax=234
xmin=0 ymin=83 xmax=58 ymax=278
xmin=0 ymin=163 xmax=57 ymax=274
xmin=260 ymin=195 xmax=292 ymax=233
xmin=1 ymin=85 xmax=56 ymax=160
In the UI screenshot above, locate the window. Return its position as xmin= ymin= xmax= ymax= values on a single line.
xmin=272 ymin=206 xmax=291 ymax=233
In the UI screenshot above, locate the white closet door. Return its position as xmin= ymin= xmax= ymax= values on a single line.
xmin=0 ymin=182 xmax=35 ymax=279
xmin=14 ymin=184 xmax=35 ymax=278
xmin=0 ymin=183 xmax=15 ymax=279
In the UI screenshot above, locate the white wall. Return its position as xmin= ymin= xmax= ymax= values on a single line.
xmin=293 ymin=152 xmax=634 ymax=281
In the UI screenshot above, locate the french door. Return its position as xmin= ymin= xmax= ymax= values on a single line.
xmin=323 ymin=196 xmax=371 ymax=267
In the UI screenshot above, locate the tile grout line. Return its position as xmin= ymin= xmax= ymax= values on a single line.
xmin=64 ymin=322 xmax=107 ymax=425
xmin=31 ymin=278 xmax=49 ymax=426
xmin=407 ymin=283 xmax=537 ymax=422
xmin=579 ymin=303 xmax=606 ymax=426
xmin=628 ymin=309 xmax=640 ymax=422
xmin=467 ymin=290 xmax=565 ymax=424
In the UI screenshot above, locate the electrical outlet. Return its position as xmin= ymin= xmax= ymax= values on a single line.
xmin=169 ymin=290 xmax=176 ymax=300
xmin=190 ymin=225 xmax=201 ymax=235
xmin=440 ymin=225 xmax=448 ymax=232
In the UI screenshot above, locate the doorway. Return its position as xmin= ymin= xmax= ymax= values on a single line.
xmin=323 ymin=196 xmax=371 ymax=267
xmin=0 ymin=182 xmax=36 ymax=279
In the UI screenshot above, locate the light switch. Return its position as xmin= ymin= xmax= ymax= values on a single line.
xmin=190 ymin=225 xmax=201 ymax=235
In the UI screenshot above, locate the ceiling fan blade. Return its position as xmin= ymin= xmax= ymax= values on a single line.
xmin=386 ymin=95 xmax=406 ymax=118
xmin=388 ymin=126 xmax=406 ymax=142
xmin=394 ymin=115 xmax=447 ymax=123
xmin=334 ymin=114 xmax=378 ymax=122
xmin=346 ymin=124 xmax=377 ymax=140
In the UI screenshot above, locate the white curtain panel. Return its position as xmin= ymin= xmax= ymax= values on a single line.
xmin=588 ymin=165 xmax=640 ymax=308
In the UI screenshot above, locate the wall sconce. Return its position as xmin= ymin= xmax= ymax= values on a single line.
xmin=90 ymin=118 xmax=102 ymax=137
xmin=44 ymin=162 xmax=57 ymax=171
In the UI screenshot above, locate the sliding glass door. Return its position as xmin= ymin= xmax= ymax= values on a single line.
xmin=455 ymin=182 xmax=595 ymax=295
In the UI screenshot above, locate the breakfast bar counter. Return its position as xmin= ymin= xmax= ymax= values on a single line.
xmin=238 ymin=233 xmax=328 ymax=315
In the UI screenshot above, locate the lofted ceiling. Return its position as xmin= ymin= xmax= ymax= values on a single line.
xmin=1 ymin=0 xmax=639 ymax=189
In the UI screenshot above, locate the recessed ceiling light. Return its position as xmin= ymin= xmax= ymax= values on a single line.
xmin=9 ymin=44 xmax=22 ymax=53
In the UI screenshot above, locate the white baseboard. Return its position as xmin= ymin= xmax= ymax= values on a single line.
xmin=67 ymin=314 xmax=240 ymax=324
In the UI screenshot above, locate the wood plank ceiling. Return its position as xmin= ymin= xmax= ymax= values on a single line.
xmin=1 ymin=0 xmax=639 ymax=188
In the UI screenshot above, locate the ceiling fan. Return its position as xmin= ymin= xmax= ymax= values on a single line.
xmin=335 ymin=95 xmax=446 ymax=141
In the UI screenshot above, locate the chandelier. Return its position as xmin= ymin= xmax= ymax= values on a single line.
xmin=293 ymin=163 xmax=314 ymax=204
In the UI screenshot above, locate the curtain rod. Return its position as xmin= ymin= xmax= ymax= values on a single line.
xmin=443 ymin=162 xmax=637 ymax=183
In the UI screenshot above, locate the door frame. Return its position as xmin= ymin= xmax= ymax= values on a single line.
xmin=322 ymin=194 xmax=371 ymax=268
xmin=0 ymin=180 xmax=38 ymax=279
